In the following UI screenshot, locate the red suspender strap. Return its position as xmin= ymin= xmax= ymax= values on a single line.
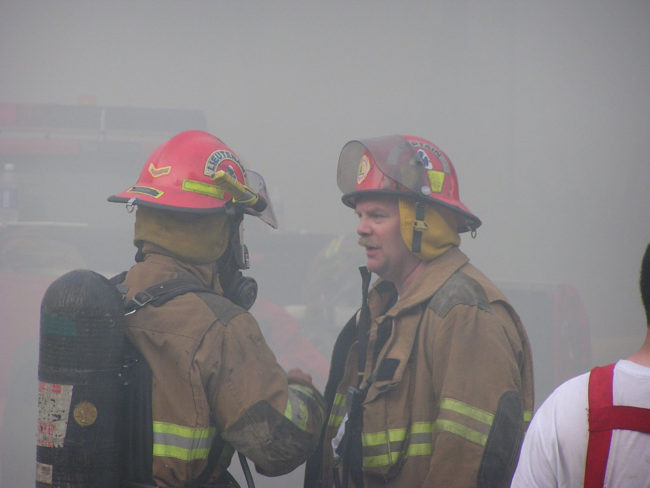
xmin=584 ymin=363 xmax=650 ymax=488
xmin=584 ymin=363 xmax=615 ymax=488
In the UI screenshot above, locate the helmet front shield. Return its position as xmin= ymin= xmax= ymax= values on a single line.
xmin=338 ymin=135 xmax=431 ymax=197
xmin=243 ymin=169 xmax=278 ymax=229
xmin=337 ymin=134 xmax=481 ymax=233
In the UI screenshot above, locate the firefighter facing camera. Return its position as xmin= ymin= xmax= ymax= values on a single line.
xmin=106 ymin=130 xmax=325 ymax=487
xmin=305 ymin=135 xmax=534 ymax=487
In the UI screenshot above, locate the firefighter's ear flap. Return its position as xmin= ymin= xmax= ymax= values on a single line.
xmin=397 ymin=198 xmax=460 ymax=262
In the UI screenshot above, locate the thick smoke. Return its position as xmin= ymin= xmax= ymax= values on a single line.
xmin=1 ymin=2 xmax=648 ymax=486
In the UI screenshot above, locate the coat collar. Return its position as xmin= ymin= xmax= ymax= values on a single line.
xmin=140 ymin=242 xmax=223 ymax=294
xmin=363 ymin=247 xmax=469 ymax=397
xmin=370 ymin=246 xmax=470 ymax=318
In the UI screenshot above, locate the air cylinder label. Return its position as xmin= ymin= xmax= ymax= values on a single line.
xmin=36 ymin=462 xmax=53 ymax=484
xmin=37 ymin=381 xmax=73 ymax=448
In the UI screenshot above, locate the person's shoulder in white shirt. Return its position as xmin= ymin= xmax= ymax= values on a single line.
xmin=511 ymin=370 xmax=590 ymax=488
xmin=512 ymin=360 xmax=650 ymax=488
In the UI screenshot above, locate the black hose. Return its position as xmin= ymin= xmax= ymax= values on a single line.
xmin=238 ymin=452 xmax=256 ymax=488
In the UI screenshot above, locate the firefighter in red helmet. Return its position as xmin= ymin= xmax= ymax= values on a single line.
xmin=109 ymin=130 xmax=325 ymax=487
xmin=305 ymin=135 xmax=534 ymax=488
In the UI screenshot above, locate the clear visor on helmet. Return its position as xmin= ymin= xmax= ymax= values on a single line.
xmin=337 ymin=135 xmax=431 ymax=196
xmin=244 ymin=169 xmax=278 ymax=229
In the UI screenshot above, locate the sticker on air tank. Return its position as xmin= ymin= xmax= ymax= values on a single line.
xmin=37 ymin=381 xmax=73 ymax=448
xmin=36 ymin=462 xmax=53 ymax=484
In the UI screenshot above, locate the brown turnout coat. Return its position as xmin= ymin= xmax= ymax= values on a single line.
xmin=306 ymin=247 xmax=534 ymax=487
xmin=124 ymin=248 xmax=325 ymax=487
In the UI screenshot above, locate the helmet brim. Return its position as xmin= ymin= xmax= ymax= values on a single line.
xmin=341 ymin=189 xmax=481 ymax=234
xmin=107 ymin=193 xmax=228 ymax=214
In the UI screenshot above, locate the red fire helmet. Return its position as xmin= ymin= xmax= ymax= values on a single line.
xmin=337 ymin=134 xmax=481 ymax=233
xmin=109 ymin=130 xmax=276 ymax=227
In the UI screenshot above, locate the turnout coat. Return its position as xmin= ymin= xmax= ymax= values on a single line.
xmin=124 ymin=246 xmax=325 ymax=487
xmin=305 ymin=247 xmax=534 ymax=488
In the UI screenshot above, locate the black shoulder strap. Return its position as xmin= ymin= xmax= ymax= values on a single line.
xmin=124 ymin=278 xmax=217 ymax=314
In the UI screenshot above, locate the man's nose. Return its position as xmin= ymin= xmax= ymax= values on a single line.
xmin=357 ymin=216 xmax=370 ymax=236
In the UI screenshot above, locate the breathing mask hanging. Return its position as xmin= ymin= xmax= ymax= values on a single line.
xmin=216 ymin=205 xmax=256 ymax=310
xmin=212 ymin=169 xmax=277 ymax=310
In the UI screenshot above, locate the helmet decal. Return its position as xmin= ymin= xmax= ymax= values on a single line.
xmin=410 ymin=140 xmax=451 ymax=173
xmin=357 ymin=154 xmax=371 ymax=184
xmin=204 ymin=150 xmax=243 ymax=180
xmin=148 ymin=162 xmax=171 ymax=178
xmin=427 ymin=170 xmax=445 ymax=193
xmin=416 ymin=149 xmax=433 ymax=170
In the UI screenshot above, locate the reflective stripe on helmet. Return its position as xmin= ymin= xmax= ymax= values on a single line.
xmin=181 ymin=179 xmax=225 ymax=199
xmin=128 ymin=185 xmax=163 ymax=198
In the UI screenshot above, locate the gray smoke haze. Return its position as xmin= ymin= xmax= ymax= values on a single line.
xmin=1 ymin=1 xmax=649 ymax=486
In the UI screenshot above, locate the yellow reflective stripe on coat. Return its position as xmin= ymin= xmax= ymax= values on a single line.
xmin=434 ymin=419 xmax=488 ymax=446
xmin=440 ymin=397 xmax=494 ymax=424
xmin=284 ymin=383 xmax=317 ymax=431
xmin=152 ymin=421 xmax=216 ymax=461
xmin=328 ymin=392 xmax=347 ymax=427
xmin=362 ymin=421 xmax=433 ymax=468
xmin=435 ymin=397 xmax=494 ymax=446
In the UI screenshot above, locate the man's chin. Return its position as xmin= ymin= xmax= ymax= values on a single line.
xmin=365 ymin=262 xmax=383 ymax=277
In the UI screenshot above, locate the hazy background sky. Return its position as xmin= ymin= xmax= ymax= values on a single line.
xmin=3 ymin=0 xmax=647 ymax=347
xmin=1 ymin=0 xmax=649 ymax=485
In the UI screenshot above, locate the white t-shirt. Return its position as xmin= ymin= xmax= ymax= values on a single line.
xmin=511 ymin=360 xmax=650 ymax=488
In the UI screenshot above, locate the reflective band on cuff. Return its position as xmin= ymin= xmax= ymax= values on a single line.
xmin=290 ymin=383 xmax=321 ymax=404
xmin=524 ymin=410 xmax=532 ymax=422
xmin=285 ymin=384 xmax=311 ymax=431
xmin=152 ymin=421 xmax=215 ymax=461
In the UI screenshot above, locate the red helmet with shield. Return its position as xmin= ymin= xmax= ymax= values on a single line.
xmin=337 ymin=134 xmax=481 ymax=233
xmin=108 ymin=130 xmax=277 ymax=305
xmin=109 ymin=130 xmax=276 ymax=228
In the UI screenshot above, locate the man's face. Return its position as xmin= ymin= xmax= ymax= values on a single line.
xmin=355 ymin=195 xmax=419 ymax=283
